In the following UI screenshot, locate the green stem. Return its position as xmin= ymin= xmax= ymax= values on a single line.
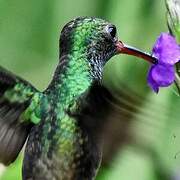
xmin=166 ymin=0 xmax=180 ymax=43
xmin=166 ymin=0 xmax=180 ymax=93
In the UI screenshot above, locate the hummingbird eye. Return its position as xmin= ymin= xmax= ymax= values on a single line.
xmin=107 ymin=25 xmax=117 ymax=39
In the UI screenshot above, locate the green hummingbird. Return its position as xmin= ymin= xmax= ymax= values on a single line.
xmin=0 ymin=17 xmax=156 ymax=180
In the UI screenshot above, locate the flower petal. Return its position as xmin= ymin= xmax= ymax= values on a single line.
xmin=147 ymin=65 xmax=159 ymax=93
xmin=151 ymin=64 xmax=175 ymax=87
xmin=153 ymin=33 xmax=180 ymax=65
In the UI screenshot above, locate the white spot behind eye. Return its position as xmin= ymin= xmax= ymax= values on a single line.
xmin=105 ymin=25 xmax=117 ymax=39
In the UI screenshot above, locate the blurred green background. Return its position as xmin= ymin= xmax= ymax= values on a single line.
xmin=0 ymin=0 xmax=180 ymax=179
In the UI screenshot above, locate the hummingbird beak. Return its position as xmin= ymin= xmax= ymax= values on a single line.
xmin=116 ymin=41 xmax=157 ymax=64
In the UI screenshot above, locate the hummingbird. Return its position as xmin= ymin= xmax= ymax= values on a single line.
xmin=0 ymin=17 xmax=157 ymax=180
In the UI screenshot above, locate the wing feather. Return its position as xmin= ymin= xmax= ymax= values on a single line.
xmin=0 ymin=66 xmax=38 ymax=165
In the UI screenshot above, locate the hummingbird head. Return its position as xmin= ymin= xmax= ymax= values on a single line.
xmin=59 ymin=17 xmax=157 ymax=79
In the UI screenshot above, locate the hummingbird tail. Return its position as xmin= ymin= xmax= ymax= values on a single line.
xmin=0 ymin=66 xmax=38 ymax=165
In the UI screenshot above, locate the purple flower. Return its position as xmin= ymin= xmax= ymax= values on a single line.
xmin=147 ymin=33 xmax=180 ymax=93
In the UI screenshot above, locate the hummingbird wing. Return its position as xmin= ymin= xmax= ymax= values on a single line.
xmin=0 ymin=66 xmax=39 ymax=165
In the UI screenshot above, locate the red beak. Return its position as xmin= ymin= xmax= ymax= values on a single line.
xmin=116 ymin=41 xmax=157 ymax=64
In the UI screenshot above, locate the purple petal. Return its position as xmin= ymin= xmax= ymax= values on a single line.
xmin=151 ymin=64 xmax=175 ymax=86
xmin=153 ymin=33 xmax=180 ymax=65
xmin=147 ymin=65 xmax=159 ymax=93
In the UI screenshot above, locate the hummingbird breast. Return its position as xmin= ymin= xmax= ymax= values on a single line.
xmin=22 ymin=82 xmax=111 ymax=180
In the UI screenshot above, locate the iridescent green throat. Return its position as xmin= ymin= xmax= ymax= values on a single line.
xmin=52 ymin=53 xmax=92 ymax=107
xmin=48 ymin=18 xmax=106 ymax=104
